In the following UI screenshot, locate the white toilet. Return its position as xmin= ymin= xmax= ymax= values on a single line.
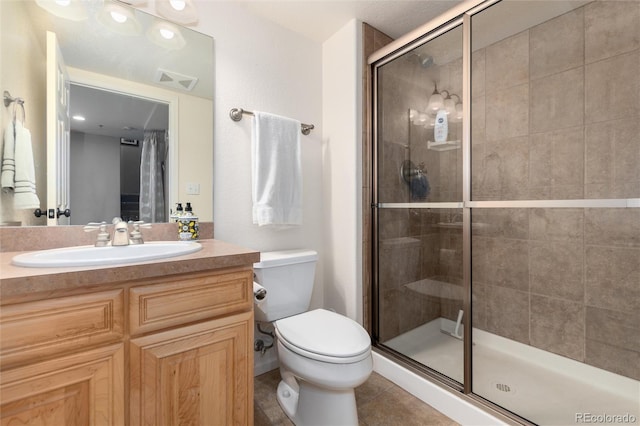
xmin=253 ymin=249 xmax=373 ymax=426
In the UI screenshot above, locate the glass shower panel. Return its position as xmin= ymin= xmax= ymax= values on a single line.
xmin=471 ymin=1 xmax=640 ymax=423
xmin=471 ymin=207 xmax=640 ymax=424
xmin=470 ymin=0 xmax=640 ymax=202
xmin=375 ymin=22 xmax=464 ymax=383
xmin=377 ymin=26 xmax=463 ymax=204
xmin=378 ymin=207 xmax=464 ymax=382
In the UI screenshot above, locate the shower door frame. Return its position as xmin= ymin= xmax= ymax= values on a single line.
xmin=369 ymin=0 xmax=640 ymax=423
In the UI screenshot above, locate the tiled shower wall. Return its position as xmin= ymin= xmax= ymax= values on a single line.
xmin=374 ymin=1 xmax=639 ymax=381
xmin=471 ymin=1 xmax=639 ymax=380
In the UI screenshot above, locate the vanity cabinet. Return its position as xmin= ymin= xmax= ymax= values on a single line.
xmin=0 ymin=264 xmax=255 ymax=426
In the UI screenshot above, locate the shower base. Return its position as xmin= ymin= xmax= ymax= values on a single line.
xmin=385 ymin=319 xmax=639 ymax=425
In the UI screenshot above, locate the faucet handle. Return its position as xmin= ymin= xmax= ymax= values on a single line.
xmin=129 ymin=221 xmax=151 ymax=245
xmin=84 ymin=222 xmax=110 ymax=247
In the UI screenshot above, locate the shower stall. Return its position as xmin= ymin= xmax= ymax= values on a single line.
xmin=370 ymin=0 xmax=639 ymax=424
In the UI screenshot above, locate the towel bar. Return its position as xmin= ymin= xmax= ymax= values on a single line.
xmin=229 ymin=107 xmax=314 ymax=135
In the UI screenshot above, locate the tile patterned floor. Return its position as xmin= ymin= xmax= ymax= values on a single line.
xmin=254 ymin=369 xmax=459 ymax=426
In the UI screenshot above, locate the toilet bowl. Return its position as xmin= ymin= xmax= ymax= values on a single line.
xmin=253 ymin=250 xmax=373 ymax=425
xmin=274 ymin=309 xmax=372 ymax=426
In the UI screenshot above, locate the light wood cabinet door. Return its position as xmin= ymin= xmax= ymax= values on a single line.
xmin=130 ymin=311 xmax=253 ymax=426
xmin=0 ymin=289 xmax=124 ymax=369
xmin=129 ymin=269 xmax=252 ymax=336
xmin=0 ymin=343 xmax=125 ymax=426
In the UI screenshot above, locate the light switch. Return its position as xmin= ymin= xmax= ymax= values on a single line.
xmin=186 ymin=182 xmax=200 ymax=195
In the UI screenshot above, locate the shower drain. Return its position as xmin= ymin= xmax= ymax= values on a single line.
xmin=495 ymin=383 xmax=511 ymax=392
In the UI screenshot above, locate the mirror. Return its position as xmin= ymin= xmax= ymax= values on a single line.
xmin=0 ymin=0 xmax=214 ymax=226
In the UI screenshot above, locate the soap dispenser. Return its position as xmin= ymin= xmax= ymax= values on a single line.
xmin=178 ymin=202 xmax=199 ymax=241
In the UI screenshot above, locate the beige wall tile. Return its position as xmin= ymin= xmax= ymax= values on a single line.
xmin=485 ymin=84 xmax=529 ymax=141
xmin=530 ymin=8 xmax=584 ymax=80
xmin=529 ymin=126 xmax=584 ymax=193
xmin=472 ymin=236 xmax=529 ymax=291
xmin=530 ymin=67 xmax=584 ymax=133
xmin=472 ymin=49 xmax=486 ymax=97
xmin=585 ymin=51 xmax=640 ymax=124
xmin=585 ymin=0 xmax=640 ymax=64
xmin=529 ymin=208 xmax=584 ymax=243
xmin=585 ymin=340 xmax=640 ymax=381
xmin=585 ymin=246 xmax=640 ymax=313
xmin=586 ymin=306 xmax=640 ymax=353
xmin=481 ymin=136 xmax=530 ymax=199
xmin=585 ymin=209 xmax=640 ymax=247
xmin=585 ymin=118 xmax=640 ymax=199
xmin=530 ymin=295 xmax=585 ymax=361
xmin=530 ymin=241 xmax=584 ymax=302
xmin=486 ymin=285 xmax=530 ymax=344
xmin=472 ymin=209 xmax=529 ymax=239
xmin=485 ymin=30 xmax=529 ymax=91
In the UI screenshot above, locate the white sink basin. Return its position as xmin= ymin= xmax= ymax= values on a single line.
xmin=12 ymin=241 xmax=202 ymax=268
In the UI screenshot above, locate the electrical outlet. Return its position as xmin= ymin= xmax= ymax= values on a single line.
xmin=186 ymin=182 xmax=200 ymax=195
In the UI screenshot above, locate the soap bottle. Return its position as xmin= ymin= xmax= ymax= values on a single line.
xmin=178 ymin=202 xmax=199 ymax=241
xmin=434 ymin=109 xmax=448 ymax=144
xmin=170 ymin=203 xmax=184 ymax=222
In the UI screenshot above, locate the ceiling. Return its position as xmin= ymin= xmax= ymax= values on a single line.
xmin=238 ymin=0 xmax=464 ymax=43
xmin=70 ymin=84 xmax=168 ymax=141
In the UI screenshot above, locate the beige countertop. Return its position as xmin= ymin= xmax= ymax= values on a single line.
xmin=0 ymin=239 xmax=260 ymax=301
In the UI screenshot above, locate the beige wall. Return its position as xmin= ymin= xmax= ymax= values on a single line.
xmin=0 ymin=0 xmax=47 ymax=226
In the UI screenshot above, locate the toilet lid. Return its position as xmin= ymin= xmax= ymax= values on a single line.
xmin=275 ymin=309 xmax=371 ymax=361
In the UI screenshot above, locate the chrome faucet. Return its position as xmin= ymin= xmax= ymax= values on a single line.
xmin=84 ymin=218 xmax=151 ymax=247
xmin=111 ymin=217 xmax=130 ymax=246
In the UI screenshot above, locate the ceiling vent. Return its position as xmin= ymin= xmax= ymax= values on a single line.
xmin=154 ymin=69 xmax=199 ymax=92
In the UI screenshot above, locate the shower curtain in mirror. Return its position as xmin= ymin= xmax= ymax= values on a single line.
xmin=139 ymin=130 xmax=166 ymax=222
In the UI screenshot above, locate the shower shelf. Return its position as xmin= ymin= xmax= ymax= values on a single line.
xmin=427 ymin=140 xmax=461 ymax=151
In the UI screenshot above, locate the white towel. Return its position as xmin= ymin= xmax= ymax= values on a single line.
xmin=1 ymin=122 xmax=15 ymax=191
xmin=13 ymin=121 xmax=40 ymax=209
xmin=251 ymin=111 xmax=302 ymax=226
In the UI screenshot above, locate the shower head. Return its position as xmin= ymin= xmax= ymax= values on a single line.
xmin=419 ymin=54 xmax=434 ymax=68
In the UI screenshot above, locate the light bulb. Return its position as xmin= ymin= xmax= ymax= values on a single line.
xmin=444 ymin=97 xmax=456 ymax=115
xmin=169 ymin=0 xmax=186 ymax=11
xmin=455 ymin=103 xmax=463 ymax=121
xmin=160 ymin=28 xmax=175 ymax=39
xmin=110 ymin=10 xmax=127 ymax=23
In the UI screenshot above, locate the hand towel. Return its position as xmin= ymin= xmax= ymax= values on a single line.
xmin=13 ymin=121 xmax=40 ymax=209
xmin=251 ymin=111 xmax=302 ymax=226
xmin=1 ymin=122 xmax=15 ymax=192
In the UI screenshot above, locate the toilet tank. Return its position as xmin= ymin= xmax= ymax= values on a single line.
xmin=253 ymin=249 xmax=318 ymax=322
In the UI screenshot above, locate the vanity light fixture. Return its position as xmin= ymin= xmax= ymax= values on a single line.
xmin=156 ymin=0 xmax=198 ymax=25
xmin=427 ymin=82 xmax=443 ymax=111
xmin=35 ymin=0 xmax=88 ymax=21
xmin=97 ymin=2 xmax=141 ymax=36
xmin=72 ymin=115 xmax=86 ymax=121
xmin=147 ymin=20 xmax=186 ymax=50
xmin=441 ymin=90 xmax=456 ymax=116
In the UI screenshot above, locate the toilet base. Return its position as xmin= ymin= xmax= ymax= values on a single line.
xmin=277 ymin=379 xmax=359 ymax=426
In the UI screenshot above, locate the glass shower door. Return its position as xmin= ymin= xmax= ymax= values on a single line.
xmin=374 ymin=23 xmax=465 ymax=384
xmin=469 ymin=1 xmax=640 ymax=424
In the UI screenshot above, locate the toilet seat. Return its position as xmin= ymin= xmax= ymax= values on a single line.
xmin=275 ymin=309 xmax=371 ymax=364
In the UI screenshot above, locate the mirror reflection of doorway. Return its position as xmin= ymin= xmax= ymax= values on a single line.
xmin=69 ymin=84 xmax=169 ymax=225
